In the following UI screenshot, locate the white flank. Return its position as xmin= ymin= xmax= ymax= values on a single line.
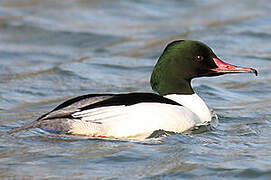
xmin=69 ymin=93 xmax=211 ymax=139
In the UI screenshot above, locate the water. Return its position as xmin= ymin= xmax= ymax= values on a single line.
xmin=1 ymin=0 xmax=271 ymax=179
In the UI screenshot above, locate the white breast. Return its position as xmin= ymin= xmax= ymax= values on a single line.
xmin=164 ymin=93 xmax=212 ymax=124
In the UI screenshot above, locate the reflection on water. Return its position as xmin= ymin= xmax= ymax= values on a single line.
xmin=1 ymin=0 xmax=271 ymax=179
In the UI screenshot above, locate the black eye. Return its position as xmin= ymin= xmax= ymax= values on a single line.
xmin=194 ymin=55 xmax=204 ymax=62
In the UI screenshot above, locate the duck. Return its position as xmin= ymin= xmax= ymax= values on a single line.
xmin=10 ymin=40 xmax=257 ymax=139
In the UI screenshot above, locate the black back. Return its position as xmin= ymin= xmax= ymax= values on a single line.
xmin=80 ymin=93 xmax=181 ymax=111
xmin=38 ymin=93 xmax=182 ymax=121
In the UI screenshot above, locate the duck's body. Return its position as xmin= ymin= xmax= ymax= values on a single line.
xmin=26 ymin=92 xmax=211 ymax=139
xmin=11 ymin=40 xmax=257 ymax=139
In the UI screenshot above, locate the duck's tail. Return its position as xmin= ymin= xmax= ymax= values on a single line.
xmin=8 ymin=121 xmax=37 ymax=134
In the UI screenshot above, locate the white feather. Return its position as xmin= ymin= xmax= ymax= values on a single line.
xmin=165 ymin=93 xmax=212 ymax=124
xmin=69 ymin=93 xmax=211 ymax=139
xmin=72 ymin=106 xmax=126 ymax=122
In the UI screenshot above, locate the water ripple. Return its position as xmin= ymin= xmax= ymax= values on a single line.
xmin=1 ymin=0 xmax=271 ymax=179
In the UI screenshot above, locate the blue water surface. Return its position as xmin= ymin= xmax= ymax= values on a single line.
xmin=0 ymin=0 xmax=271 ymax=179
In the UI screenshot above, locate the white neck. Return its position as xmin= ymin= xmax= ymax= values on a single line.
xmin=164 ymin=93 xmax=212 ymax=123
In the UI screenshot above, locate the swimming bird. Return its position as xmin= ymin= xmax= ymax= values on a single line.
xmin=11 ymin=40 xmax=257 ymax=139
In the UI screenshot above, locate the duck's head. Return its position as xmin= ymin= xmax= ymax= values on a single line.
xmin=151 ymin=40 xmax=257 ymax=95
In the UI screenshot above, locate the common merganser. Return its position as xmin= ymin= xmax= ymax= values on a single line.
xmin=11 ymin=40 xmax=257 ymax=139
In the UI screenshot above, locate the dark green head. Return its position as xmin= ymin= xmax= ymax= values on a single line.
xmin=151 ymin=40 xmax=257 ymax=95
